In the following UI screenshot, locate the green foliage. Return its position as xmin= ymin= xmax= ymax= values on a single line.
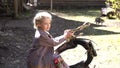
xmin=106 ymin=0 xmax=120 ymax=9
xmin=106 ymin=0 xmax=120 ymax=19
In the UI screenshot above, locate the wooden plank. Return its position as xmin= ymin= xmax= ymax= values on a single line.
xmin=14 ymin=0 xmax=18 ymax=17
xmin=39 ymin=0 xmax=106 ymax=7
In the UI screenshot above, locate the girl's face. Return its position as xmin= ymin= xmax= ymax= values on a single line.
xmin=38 ymin=18 xmax=51 ymax=31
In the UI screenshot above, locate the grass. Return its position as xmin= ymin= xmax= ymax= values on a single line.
xmin=52 ymin=8 xmax=101 ymax=22
xmin=52 ymin=8 xmax=120 ymax=68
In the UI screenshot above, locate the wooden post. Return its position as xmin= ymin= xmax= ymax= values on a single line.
xmin=50 ymin=0 xmax=53 ymax=11
xmin=19 ymin=0 xmax=24 ymax=13
xmin=14 ymin=0 xmax=18 ymax=17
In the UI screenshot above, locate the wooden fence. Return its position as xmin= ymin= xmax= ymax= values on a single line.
xmin=0 ymin=0 xmax=26 ymax=17
xmin=0 ymin=0 xmax=106 ymax=17
xmin=39 ymin=0 xmax=106 ymax=7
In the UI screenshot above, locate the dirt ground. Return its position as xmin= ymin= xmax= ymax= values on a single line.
xmin=0 ymin=11 xmax=120 ymax=68
xmin=0 ymin=12 xmax=80 ymax=68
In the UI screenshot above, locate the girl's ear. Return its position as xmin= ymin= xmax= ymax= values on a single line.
xmin=37 ymin=23 xmax=42 ymax=28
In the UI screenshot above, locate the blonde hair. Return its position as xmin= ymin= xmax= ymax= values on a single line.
xmin=33 ymin=12 xmax=52 ymax=29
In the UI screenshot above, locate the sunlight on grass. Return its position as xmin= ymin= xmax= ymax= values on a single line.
xmin=61 ymin=34 xmax=120 ymax=67
xmin=62 ymin=16 xmax=95 ymax=23
xmin=61 ymin=45 xmax=87 ymax=65
xmin=53 ymin=8 xmax=120 ymax=68
xmin=53 ymin=8 xmax=101 ymax=23
xmin=80 ymin=35 xmax=120 ymax=68
xmin=94 ymin=27 xmax=120 ymax=33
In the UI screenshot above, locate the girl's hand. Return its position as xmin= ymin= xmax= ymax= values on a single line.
xmin=64 ymin=29 xmax=74 ymax=39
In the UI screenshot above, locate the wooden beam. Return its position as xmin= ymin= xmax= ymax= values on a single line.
xmin=14 ymin=0 xmax=18 ymax=17
xmin=50 ymin=0 xmax=53 ymax=11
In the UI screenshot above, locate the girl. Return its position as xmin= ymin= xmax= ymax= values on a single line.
xmin=27 ymin=12 xmax=73 ymax=68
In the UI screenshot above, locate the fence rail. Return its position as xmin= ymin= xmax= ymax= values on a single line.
xmin=39 ymin=0 xmax=106 ymax=7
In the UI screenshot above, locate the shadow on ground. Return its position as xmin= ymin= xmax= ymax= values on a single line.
xmin=0 ymin=11 xmax=120 ymax=68
xmin=51 ymin=14 xmax=120 ymax=37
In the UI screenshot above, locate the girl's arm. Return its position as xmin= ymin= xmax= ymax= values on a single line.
xmin=40 ymin=34 xmax=66 ymax=47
